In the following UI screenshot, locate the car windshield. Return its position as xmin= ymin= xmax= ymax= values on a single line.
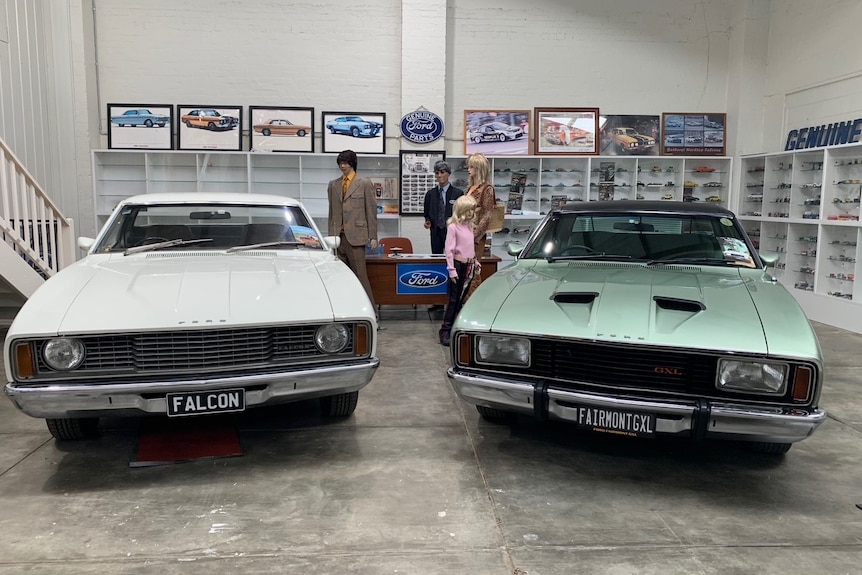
xmin=521 ymin=212 xmax=757 ymax=268
xmin=93 ymin=202 xmax=325 ymax=254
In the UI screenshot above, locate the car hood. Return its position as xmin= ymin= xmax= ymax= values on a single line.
xmin=456 ymin=261 xmax=819 ymax=357
xmin=8 ymin=251 xmax=374 ymax=336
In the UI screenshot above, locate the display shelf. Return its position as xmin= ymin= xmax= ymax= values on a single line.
xmin=738 ymin=143 xmax=862 ymax=333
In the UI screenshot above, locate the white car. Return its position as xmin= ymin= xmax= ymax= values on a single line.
xmin=3 ymin=193 xmax=379 ymax=440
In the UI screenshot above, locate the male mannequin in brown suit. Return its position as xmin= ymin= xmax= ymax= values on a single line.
xmin=327 ymin=149 xmax=379 ymax=315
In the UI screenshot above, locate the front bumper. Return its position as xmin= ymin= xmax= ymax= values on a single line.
xmin=448 ymin=369 xmax=825 ymax=444
xmin=6 ymin=359 xmax=379 ymax=419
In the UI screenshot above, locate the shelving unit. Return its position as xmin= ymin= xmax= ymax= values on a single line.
xmin=93 ymin=150 xmax=731 ymax=261
xmin=738 ymin=142 xmax=862 ymax=334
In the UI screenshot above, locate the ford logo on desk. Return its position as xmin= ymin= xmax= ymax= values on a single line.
xmin=400 ymin=108 xmax=444 ymax=144
xmin=397 ymin=264 xmax=448 ymax=295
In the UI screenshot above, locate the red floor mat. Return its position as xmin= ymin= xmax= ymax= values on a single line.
xmin=130 ymin=419 xmax=242 ymax=467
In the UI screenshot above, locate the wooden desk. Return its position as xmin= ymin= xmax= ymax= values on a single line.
xmin=366 ymin=254 xmax=502 ymax=305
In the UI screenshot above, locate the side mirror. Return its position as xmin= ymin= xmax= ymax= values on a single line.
xmin=759 ymin=252 xmax=779 ymax=268
xmin=506 ymin=241 xmax=525 ymax=257
xmin=77 ymin=237 xmax=95 ymax=251
xmin=323 ymin=235 xmax=341 ymax=251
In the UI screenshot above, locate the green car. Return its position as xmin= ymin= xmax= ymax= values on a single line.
xmin=448 ymin=201 xmax=825 ymax=455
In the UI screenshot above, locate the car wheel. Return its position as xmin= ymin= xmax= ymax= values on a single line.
xmin=46 ymin=417 xmax=99 ymax=440
xmin=185 ymin=121 xmax=193 ymax=128
xmin=498 ymin=133 xmax=506 ymax=142
xmin=297 ymin=129 xmax=306 ymax=137
xmin=476 ymin=405 xmax=512 ymax=422
xmin=472 ymin=136 xmax=482 ymax=144
xmin=330 ymin=127 xmax=337 ymax=134
xmin=750 ymin=441 xmax=792 ymax=455
xmin=351 ymin=127 xmax=360 ymax=137
xmin=262 ymin=128 xmax=271 ymax=136
xmin=207 ymin=122 xmax=217 ymax=130
xmin=320 ymin=391 xmax=359 ymax=417
xmin=144 ymin=119 xmax=153 ymax=127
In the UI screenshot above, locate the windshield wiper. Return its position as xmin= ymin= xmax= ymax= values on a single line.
xmin=546 ymin=254 xmax=633 ymax=263
xmin=123 ymin=238 xmax=213 ymax=256
xmin=645 ymin=257 xmax=735 ymax=266
xmin=226 ymin=240 xmax=306 ymax=253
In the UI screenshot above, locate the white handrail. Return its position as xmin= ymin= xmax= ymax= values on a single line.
xmin=0 ymin=137 xmax=75 ymax=286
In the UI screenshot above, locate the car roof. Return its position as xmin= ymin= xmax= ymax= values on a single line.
xmin=554 ymin=200 xmax=735 ymax=217
xmin=117 ymin=192 xmax=303 ymax=208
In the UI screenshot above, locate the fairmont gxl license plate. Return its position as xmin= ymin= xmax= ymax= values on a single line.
xmin=573 ymin=405 xmax=656 ymax=438
xmin=166 ymin=389 xmax=246 ymax=417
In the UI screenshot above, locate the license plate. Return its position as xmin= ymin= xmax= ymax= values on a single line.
xmin=573 ymin=405 xmax=655 ymax=438
xmin=166 ymin=389 xmax=246 ymax=417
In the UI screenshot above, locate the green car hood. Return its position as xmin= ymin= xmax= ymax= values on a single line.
xmin=457 ymin=261 xmax=819 ymax=358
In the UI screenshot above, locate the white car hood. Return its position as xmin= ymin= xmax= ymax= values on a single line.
xmin=10 ymin=251 xmax=374 ymax=336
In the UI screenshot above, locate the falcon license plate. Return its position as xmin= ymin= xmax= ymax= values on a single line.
xmin=166 ymin=389 xmax=246 ymax=417
xmin=573 ymin=405 xmax=655 ymax=438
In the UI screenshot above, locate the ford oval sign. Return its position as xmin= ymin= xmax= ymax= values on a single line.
xmin=396 ymin=266 xmax=448 ymax=295
xmin=400 ymin=109 xmax=444 ymax=144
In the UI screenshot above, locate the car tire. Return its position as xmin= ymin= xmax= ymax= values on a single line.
xmin=207 ymin=122 xmax=216 ymax=130
xmin=351 ymin=127 xmax=360 ymax=137
xmin=472 ymin=136 xmax=482 ymax=144
xmin=750 ymin=441 xmax=792 ymax=455
xmin=46 ymin=417 xmax=99 ymax=440
xmin=144 ymin=119 xmax=153 ymax=128
xmin=297 ymin=129 xmax=306 ymax=137
xmin=320 ymin=391 xmax=359 ymax=417
xmin=476 ymin=405 xmax=512 ymax=422
xmin=185 ymin=121 xmax=193 ymax=128
xmin=330 ymin=127 xmax=337 ymax=134
xmin=498 ymin=133 xmax=506 ymax=142
xmin=262 ymin=128 xmax=271 ymax=136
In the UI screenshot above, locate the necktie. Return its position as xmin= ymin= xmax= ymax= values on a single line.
xmin=438 ymin=187 xmax=446 ymax=228
xmin=342 ymin=177 xmax=349 ymax=199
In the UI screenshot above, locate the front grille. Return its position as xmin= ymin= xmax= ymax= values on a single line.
xmin=34 ymin=324 xmax=357 ymax=379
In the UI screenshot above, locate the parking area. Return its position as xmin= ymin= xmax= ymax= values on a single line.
xmin=0 ymin=315 xmax=860 ymax=574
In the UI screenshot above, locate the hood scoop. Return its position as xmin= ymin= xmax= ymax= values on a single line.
xmin=653 ymin=296 xmax=705 ymax=312
xmin=552 ymin=291 xmax=599 ymax=304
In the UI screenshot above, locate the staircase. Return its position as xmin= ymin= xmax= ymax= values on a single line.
xmin=0 ymin=137 xmax=76 ymax=327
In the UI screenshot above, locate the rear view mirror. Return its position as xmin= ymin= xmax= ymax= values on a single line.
xmin=189 ymin=210 xmax=231 ymax=220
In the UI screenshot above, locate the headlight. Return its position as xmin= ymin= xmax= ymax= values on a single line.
xmin=717 ymin=359 xmax=788 ymax=395
xmin=314 ymin=324 xmax=350 ymax=354
xmin=42 ymin=338 xmax=85 ymax=371
xmin=475 ymin=336 xmax=530 ymax=367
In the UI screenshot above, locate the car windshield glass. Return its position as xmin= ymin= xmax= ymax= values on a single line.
xmin=94 ymin=203 xmax=325 ymax=254
xmin=522 ymin=212 xmax=757 ymax=268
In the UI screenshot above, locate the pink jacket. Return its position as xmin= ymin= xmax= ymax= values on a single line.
xmin=444 ymin=221 xmax=476 ymax=275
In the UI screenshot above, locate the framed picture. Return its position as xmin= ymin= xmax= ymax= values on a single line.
xmin=249 ymin=106 xmax=314 ymax=153
xmin=177 ymin=105 xmax=243 ymax=151
xmin=321 ymin=111 xmax=386 ymax=154
xmin=662 ymin=113 xmax=726 ymax=156
xmin=599 ymin=115 xmax=660 ymax=156
xmin=107 ymin=103 xmax=173 ymax=150
xmin=534 ymin=107 xmax=600 ymax=155
xmin=464 ymin=110 xmax=530 ymax=155
xmin=399 ymin=150 xmax=445 ymax=215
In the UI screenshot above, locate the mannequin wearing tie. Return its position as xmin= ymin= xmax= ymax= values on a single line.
xmin=423 ymin=160 xmax=464 ymax=255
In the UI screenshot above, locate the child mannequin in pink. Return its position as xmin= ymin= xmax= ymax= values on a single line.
xmin=439 ymin=195 xmax=480 ymax=346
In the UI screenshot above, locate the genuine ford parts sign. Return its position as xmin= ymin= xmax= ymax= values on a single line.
xmin=400 ymin=109 xmax=444 ymax=144
xmin=396 ymin=263 xmax=448 ymax=295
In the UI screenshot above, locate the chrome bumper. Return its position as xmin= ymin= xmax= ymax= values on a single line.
xmin=6 ymin=359 xmax=379 ymax=419
xmin=448 ymin=369 xmax=826 ymax=444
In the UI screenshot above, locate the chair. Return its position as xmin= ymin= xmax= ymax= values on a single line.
xmin=379 ymin=237 xmax=414 ymax=255
xmin=144 ymin=224 xmax=196 ymax=241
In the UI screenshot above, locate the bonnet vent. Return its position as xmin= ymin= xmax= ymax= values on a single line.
xmin=653 ymin=296 xmax=705 ymax=312
xmin=552 ymin=292 xmax=599 ymax=304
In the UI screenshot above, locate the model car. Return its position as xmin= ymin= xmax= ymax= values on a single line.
xmin=608 ymin=127 xmax=656 ymax=154
xmin=325 ymin=115 xmax=383 ymax=138
xmin=3 ymin=193 xmax=379 ymax=440
xmin=694 ymin=166 xmax=716 ymax=173
xmin=448 ymin=201 xmax=825 ymax=455
xmin=704 ymin=181 xmax=723 ymax=187
xmin=706 ymin=195 xmax=722 ymax=202
xmin=661 ymin=193 xmax=674 ymax=200
xmin=110 ymin=109 xmax=169 ymax=128
xmin=181 ymin=109 xmax=239 ymax=131
xmin=469 ymin=122 xmax=525 ymax=143
xmin=253 ymin=119 xmax=311 ymax=137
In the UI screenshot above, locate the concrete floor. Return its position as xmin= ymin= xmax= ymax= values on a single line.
xmin=0 ymin=313 xmax=860 ymax=575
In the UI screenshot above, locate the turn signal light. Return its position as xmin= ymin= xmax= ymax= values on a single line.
xmin=354 ymin=324 xmax=369 ymax=356
xmin=791 ymin=365 xmax=812 ymax=401
xmin=14 ymin=342 xmax=35 ymax=378
xmin=456 ymin=334 xmax=471 ymax=365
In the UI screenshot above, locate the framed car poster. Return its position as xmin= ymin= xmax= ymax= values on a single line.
xmin=249 ymin=106 xmax=314 ymax=153
xmin=662 ymin=112 xmax=726 ymax=156
xmin=177 ymin=105 xmax=243 ymax=151
xmin=599 ymin=115 xmax=660 ymax=156
xmin=399 ymin=150 xmax=445 ymax=215
xmin=534 ymin=107 xmax=600 ymax=155
xmin=321 ymin=111 xmax=386 ymax=154
xmin=107 ymin=103 xmax=173 ymax=150
xmin=464 ymin=109 xmax=530 ymax=155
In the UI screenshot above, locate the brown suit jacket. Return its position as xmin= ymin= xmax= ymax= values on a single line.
xmin=327 ymin=174 xmax=379 ymax=247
